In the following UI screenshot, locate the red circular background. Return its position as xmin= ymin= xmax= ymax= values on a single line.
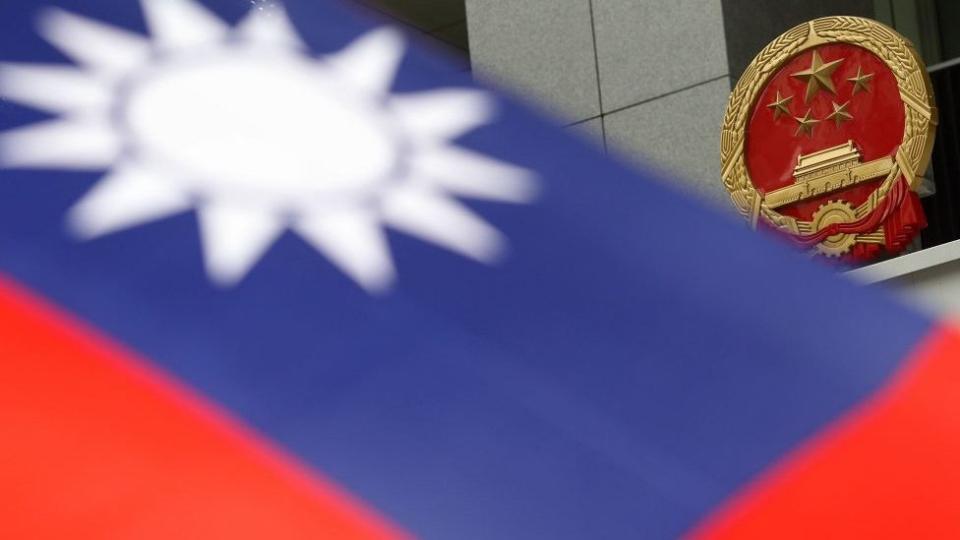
xmin=744 ymin=43 xmax=905 ymax=222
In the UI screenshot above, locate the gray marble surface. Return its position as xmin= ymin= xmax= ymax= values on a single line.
xmin=604 ymin=77 xmax=732 ymax=207
xmin=466 ymin=0 xmax=602 ymax=122
xmin=592 ymin=0 xmax=728 ymax=111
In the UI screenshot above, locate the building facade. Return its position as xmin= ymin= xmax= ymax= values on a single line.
xmin=351 ymin=0 xmax=960 ymax=316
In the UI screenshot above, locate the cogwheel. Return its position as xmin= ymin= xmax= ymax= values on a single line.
xmin=811 ymin=200 xmax=857 ymax=257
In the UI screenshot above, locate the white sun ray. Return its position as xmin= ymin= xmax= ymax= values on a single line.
xmin=391 ymin=90 xmax=495 ymax=142
xmin=67 ymin=164 xmax=192 ymax=238
xmin=0 ymin=64 xmax=111 ymax=114
xmin=236 ymin=4 xmax=305 ymax=50
xmin=0 ymin=118 xmax=120 ymax=170
xmin=141 ymin=0 xmax=228 ymax=51
xmin=382 ymin=188 xmax=505 ymax=262
xmin=325 ymin=27 xmax=405 ymax=95
xmin=38 ymin=8 xmax=150 ymax=77
xmin=198 ymin=203 xmax=286 ymax=285
xmin=0 ymin=0 xmax=538 ymax=292
xmin=296 ymin=211 xmax=397 ymax=291
xmin=410 ymin=146 xmax=539 ymax=203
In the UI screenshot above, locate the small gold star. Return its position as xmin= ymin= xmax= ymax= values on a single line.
xmin=766 ymin=91 xmax=793 ymax=119
xmin=848 ymin=66 xmax=874 ymax=94
xmin=826 ymin=100 xmax=853 ymax=127
xmin=792 ymin=50 xmax=843 ymax=103
xmin=794 ymin=109 xmax=819 ymax=137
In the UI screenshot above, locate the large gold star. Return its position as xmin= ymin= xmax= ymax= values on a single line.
xmin=792 ymin=51 xmax=843 ymax=103
xmin=794 ymin=109 xmax=819 ymax=137
xmin=766 ymin=90 xmax=793 ymax=119
xmin=826 ymin=100 xmax=853 ymax=127
xmin=848 ymin=66 xmax=874 ymax=94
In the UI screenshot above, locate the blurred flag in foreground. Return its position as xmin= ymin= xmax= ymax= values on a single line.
xmin=1 ymin=1 xmax=959 ymax=538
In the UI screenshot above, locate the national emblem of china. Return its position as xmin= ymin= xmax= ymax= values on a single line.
xmin=721 ymin=17 xmax=938 ymax=261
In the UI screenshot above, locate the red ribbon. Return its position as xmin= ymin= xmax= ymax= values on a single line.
xmin=788 ymin=177 xmax=909 ymax=249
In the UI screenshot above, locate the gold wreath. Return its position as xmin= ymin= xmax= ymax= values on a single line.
xmin=719 ymin=17 xmax=937 ymax=238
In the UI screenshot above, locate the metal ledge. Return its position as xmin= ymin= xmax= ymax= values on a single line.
xmin=846 ymin=238 xmax=960 ymax=284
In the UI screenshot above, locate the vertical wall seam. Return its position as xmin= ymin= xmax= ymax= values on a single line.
xmin=587 ymin=0 xmax=608 ymax=152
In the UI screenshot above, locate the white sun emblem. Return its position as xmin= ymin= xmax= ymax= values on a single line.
xmin=0 ymin=0 xmax=537 ymax=292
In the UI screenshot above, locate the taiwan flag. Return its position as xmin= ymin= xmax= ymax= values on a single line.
xmin=1 ymin=1 xmax=959 ymax=539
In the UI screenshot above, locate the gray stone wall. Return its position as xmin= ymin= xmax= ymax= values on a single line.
xmin=466 ymin=0 xmax=732 ymax=206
